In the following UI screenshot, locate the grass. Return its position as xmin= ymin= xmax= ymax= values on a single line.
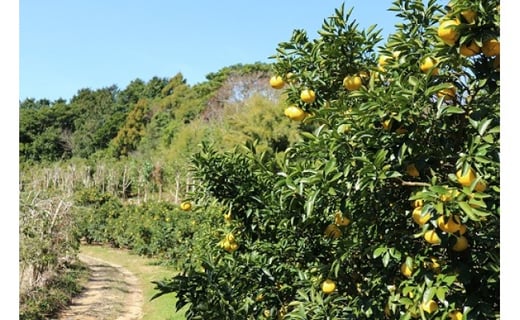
xmin=80 ymin=244 xmax=187 ymax=320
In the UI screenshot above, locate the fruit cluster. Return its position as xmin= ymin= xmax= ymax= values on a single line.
xmin=438 ymin=5 xmax=500 ymax=60
xmin=410 ymin=166 xmax=486 ymax=257
xmin=219 ymin=232 xmax=239 ymax=253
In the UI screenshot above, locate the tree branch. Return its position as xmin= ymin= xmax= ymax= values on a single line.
xmin=397 ymin=178 xmax=431 ymax=187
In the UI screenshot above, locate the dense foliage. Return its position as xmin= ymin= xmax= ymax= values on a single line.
xmin=152 ymin=0 xmax=500 ymax=319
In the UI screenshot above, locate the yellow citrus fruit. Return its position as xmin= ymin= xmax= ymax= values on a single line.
xmin=334 ymin=212 xmax=351 ymax=226
xmin=269 ymin=75 xmax=285 ymax=89
xmin=419 ymin=57 xmax=439 ymax=75
xmin=439 ymin=193 xmax=450 ymax=202
xmin=452 ymin=235 xmax=469 ymax=252
xmin=343 ymin=75 xmax=362 ymax=91
xmin=406 ymin=164 xmax=420 ymax=177
xmin=284 ymin=105 xmax=306 ymax=121
xmin=424 ymin=257 xmax=441 ymax=273
xmin=337 ymin=124 xmax=351 ymax=134
xmin=226 ymin=233 xmax=235 ymax=243
xmin=382 ymin=119 xmax=392 ymax=131
xmin=413 ymin=199 xmax=424 ymax=208
xmin=221 ymin=240 xmax=239 ymax=253
xmin=424 ymin=230 xmax=441 ymax=245
xmin=358 ymin=71 xmax=370 ymax=81
xmin=482 ymin=38 xmax=500 ymax=57
xmin=224 ymin=211 xmax=232 ymax=222
xmin=400 ymin=262 xmax=413 ymax=277
xmin=421 ymin=300 xmax=438 ymax=314
xmin=412 ymin=207 xmax=431 ymax=225
xmin=475 ymin=180 xmax=487 ymax=192
xmin=438 ymin=19 xmax=460 ymax=46
xmin=449 ymin=310 xmax=463 ymax=320
xmin=286 ymin=72 xmax=295 ymax=83
xmin=324 ymin=223 xmax=342 ymax=239
xmin=437 ymin=84 xmax=456 ymax=101
xmin=493 ymin=56 xmax=500 ymax=71
xmin=220 ymin=238 xmax=231 ymax=249
xmin=180 ymin=201 xmax=192 ymax=211
xmin=378 ymin=55 xmax=390 ymax=72
xmin=456 ymin=168 xmax=476 ymax=186
xmin=457 ymin=224 xmax=467 ymax=236
xmin=461 ymin=10 xmax=477 ymax=23
xmin=460 ymin=40 xmax=481 ymax=57
xmin=321 ymin=279 xmax=336 ymax=294
xmin=437 ymin=215 xmax=462 ymax=233
xmin=300 ymin=89 xmax=316 ymax=103
xmin=377 ymin=52 xmax=399 ymax=71
xmin=228 ymin=242 xmax=239 ymax=252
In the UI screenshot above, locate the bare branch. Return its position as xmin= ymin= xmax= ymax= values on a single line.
xmin=397 ymin=178 xmax=431 ymax=187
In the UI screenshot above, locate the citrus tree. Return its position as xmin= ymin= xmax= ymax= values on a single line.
xmin=153 ymin=0 xmax=499 ymax=318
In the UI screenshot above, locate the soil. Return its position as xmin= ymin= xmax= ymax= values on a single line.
xmin=56 ymin=253 xmax=143 ymax=320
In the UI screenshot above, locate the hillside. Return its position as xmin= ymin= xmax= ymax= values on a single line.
xmin=19 ymin=62 xmax=305 ymax=204
xmin=20 ymin=62 xmax=299 ymax=164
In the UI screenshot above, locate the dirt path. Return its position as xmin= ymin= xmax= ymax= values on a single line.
xmin=57 ymin=253 xmax=143 ymax=320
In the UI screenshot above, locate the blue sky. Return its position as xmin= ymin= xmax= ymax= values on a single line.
xmin=19 ymin=1 xmax=402 ymax=102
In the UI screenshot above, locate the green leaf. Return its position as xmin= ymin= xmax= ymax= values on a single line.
xmin=389 ymin=248 xmax=402 ymax=261
xmin=478 ymin=118 xmax=493 ymax=136
xmin=423 ymin=287 xmax=436 ymax=302
xmin=436 ymin=287 xmax=447 ymax=302
xmin=434 ymin=201 xmax=444 ymax=215
xmin=442 ymin=106 xmax=465 ymax=115
xmin=458 ymin=201 xmax=479 ymax=221
xmin=398 ymin=142 xmax=408 ymax=163
xmin=426 ymin=82 xmax=453 ymax=96
xmin=430 ymin=185 xmax=448 ymax=194
xmin=324 ymin=158 xmax=337 ymax=176
xmin=408 ymin=76 xmax=419 ymax=87
xmin=482 ymin=134 xmax=495 ymax=143
xmin=373 ymin=246 xmax=387 ymax=258
xmin=442 ymin=275 xmax=457 ymax=285
xmin=474 ymin=156 xmax=492 ymax=164
xmin=300 ymin=131 xmax=317 ymax=141
xmin=327 ymin=187 xmax=337 ymax=196
xmin=382 ymin=252 xmax=390 ymax=267
xmin=402 ymin=286 xmax=414 ymax=297
xmin=399 ymin=297 xmax=413 ymax=305
xmin=374 ymin=149 xmax=388 ymax=168
xmin=262 ymin=268 xmax=275 ymax=281
xmin=305 ymin=190 xmax=319 ymax=219
xmin=329 ymin=172 xmax=343 ymax=182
